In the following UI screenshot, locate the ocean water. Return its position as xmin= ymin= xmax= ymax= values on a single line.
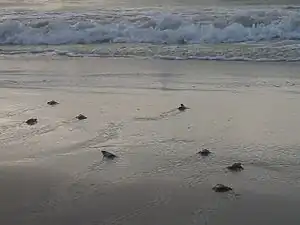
xmin=1 ymin=0 xmax=300 ymax=61
xmin=1 ymin=2 xmax=300 ymax=224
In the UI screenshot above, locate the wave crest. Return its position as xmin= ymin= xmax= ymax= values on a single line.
xmin=0 ymin=7 xmax=300 ymax=45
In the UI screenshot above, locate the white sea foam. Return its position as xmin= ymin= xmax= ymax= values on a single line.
xmin=1 ymin=7 xmax=300 ymax=61
xmin=0 ymin=7 xmax=300 ymax=45
xmin=1 ymin=42 xmax=300 ymax=62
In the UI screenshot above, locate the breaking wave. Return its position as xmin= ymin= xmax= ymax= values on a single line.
xmin=1 ymin=6 xmax=300 ymax=62
xmin=1 ymin=7 xmax=300 ymax=45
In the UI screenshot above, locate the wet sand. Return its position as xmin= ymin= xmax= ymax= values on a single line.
xmin=0 ymin=58 xmax=300 ymax=225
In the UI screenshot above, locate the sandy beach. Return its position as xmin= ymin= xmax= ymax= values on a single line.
xmin=0 ymin=57 xmax=299 ymax=224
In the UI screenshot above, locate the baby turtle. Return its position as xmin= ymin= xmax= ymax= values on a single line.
xmin=198 ymin=148 xmax=211 ymax=156
xmin=76 ymin=114 xmax=87 ymax=120
xmin=178 ymin=104 xmax=189 ymax=111
xmin=101 ymin=150 xmax=117 ymax=159
xmin=47 ymin=100 xmax=59 ymax=106
xmin=212 ymin=184 xmax=233 ymax=193
xmin=26 ymin=118 xmax=38 ymax=125
xmin=227 ymin=163 xmax=244 ymax=172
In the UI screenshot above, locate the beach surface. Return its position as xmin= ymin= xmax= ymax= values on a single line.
xmin=0 ymin=57 xmax=300 ymax=225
